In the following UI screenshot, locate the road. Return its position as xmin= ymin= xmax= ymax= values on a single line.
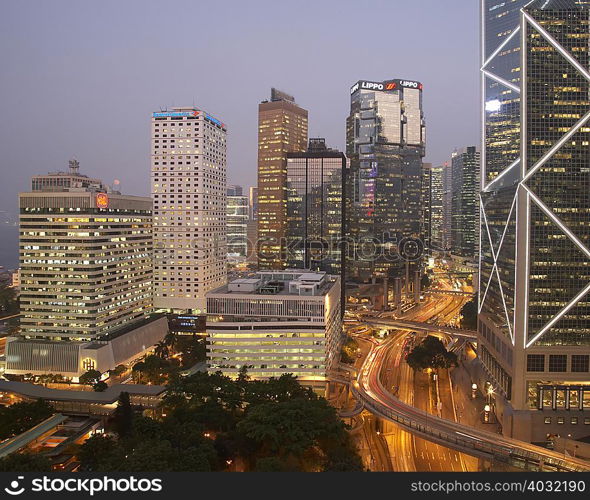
xmin=353 ymin=327 xmax=590 ymax=472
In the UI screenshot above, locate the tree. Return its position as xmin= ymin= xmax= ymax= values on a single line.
xmin=93 ymin=381 xmax=108 ymax=392
xmin=154 ymin=340 xmax=169 ymax=360
xmin=79 ymin=369 xmax=102 ymax=387
xmin=340 ymin=336 xmax=359 ymax=364
xmin=421 ymin=273 xmax=431 ymax=290
xmin=460 ymin=296 xmax=478 ymax=330
xmin=406 ymin=336 xmax=458 ymax=372
xmin=0 ymin=399 xmax=54 ymax=440
xmin=0 ymin=453 xmax=52 ymax=472
xmin=77 ymin=435 xmax=125 ymax=472
xmin=112 ymin=392 xmax=133 ymax=439
xmin=110 ymin=364 xmax=127 ymax=378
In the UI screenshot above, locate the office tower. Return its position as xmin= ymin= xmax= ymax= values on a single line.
xmin=442 ymin=162 xmax=453 ymax=251
xmin=429 ymin=164 xmax=445 ymax=251
xmin=479 ymin=0 xmax=590 ymax=441
xmin=257 ymin=89 xmax=308 ymax=270
xmin=6 ymin=163 xmax=167 ymax=378
xmin=346 ymin=79 xmax=426 ymax=284
xmin=206 ymin=270 xmax=342 ymax=392
xmin=227 ymin=191 xmax=249 ymax=259
xmin=249 ymin=186 xmax=258 ymax=220
xmin=286 ymin=138 xmax=346 ymax=275
xmin=451 ymin=147 xmax=480 ymax=260
xmin=151 ymin=106 xmax=227 ymax=313
xmin=227 ymin=184 xmax=243 ymax=197
xmin=421 ymin=163 xmax=433 ymax=256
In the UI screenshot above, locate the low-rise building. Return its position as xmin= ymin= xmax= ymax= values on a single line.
xmin=206 ymin=270 xmax=342 ymax=391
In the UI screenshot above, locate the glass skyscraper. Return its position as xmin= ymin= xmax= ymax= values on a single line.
xmin=479 ymin=0 xmax=590 ymax=442
xmin=286 ymin=139 xmax=346 ymax=276
xmin=346 ymin=79 xmax=426 ymax=284
xmin=451 ymin=146 xmax=480 ymax=260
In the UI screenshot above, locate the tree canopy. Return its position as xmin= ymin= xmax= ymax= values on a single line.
xmin=406 ymin=335 xmax=458 ymax=372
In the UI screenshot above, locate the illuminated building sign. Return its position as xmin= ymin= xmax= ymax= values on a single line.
xmin=152 ymin=110 xmax=200 ymax=118
xmin=351 ymin=79 xmax=423 ymax=94
xmin=205 ymin=114 xmax=225 ymax=129
xmin=96 ymin=193 xmax=109 ymax=209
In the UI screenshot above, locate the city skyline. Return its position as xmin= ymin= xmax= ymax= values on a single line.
xmin=0 ymin=0 xmax=479 ymax=219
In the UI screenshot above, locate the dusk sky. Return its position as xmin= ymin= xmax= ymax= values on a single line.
xmin=0 ymin=0 xmax=479 ymax=217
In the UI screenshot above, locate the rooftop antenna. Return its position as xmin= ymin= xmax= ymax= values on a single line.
xmin=69 ymin=158 xmax=80 ymax=175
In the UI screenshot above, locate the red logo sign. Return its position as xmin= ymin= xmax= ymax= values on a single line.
xmin=385 ymin=82 xmax=397 ymax=91
xmin=96 ymin=193 xmax=109 ymax=209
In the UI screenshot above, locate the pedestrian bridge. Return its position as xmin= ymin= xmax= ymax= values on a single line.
xmin=363 ymin=318 xmax=478 ymax=340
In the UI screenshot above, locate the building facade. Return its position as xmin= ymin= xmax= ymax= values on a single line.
xmin=286 ymin=138 xmax=346 ymax=276
xmin=206 ymin=270 xmax=342 ymax=390
xmin=429 ymin=164 xmax=445 ymax=252
xmin=451 ymin=147 xmax=480 ymax=260
xmin=346 ymin=79 xmax=426 ymax=285
xmin=227 ymin=191 xmax=249 ymax=259
xmin=479 ymin=0 xmax=590 ymax=442
xmin=151 ymin=107 xmax=227 ymax=313
xmin=6 ymin=164 xmax=165 ymax=378
xmin=442 ymin=162 xmax=453 ymax=251
xmin=257 ymin=89 xmax=308 ymax=270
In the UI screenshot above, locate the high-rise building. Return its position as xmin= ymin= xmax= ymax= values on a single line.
xmin=421 ymin=163 xmax=433 ymax=256
xmin=429 ymin=164 xmax=445 ymax=251
xmin=206 ymin=270 xmax=342 ymax=392
xmin=6 ymin=162 xmax=167 ymax=378
xmin=479 ymin=0 xmax=590 ymax=442
xmin=227 ymin=184 xmax=243 ymax=197
xmin=346 ymin=79 xmax=426 ymax=284
xmin=227 ymin=190 xmax=249 ymax=259
xmin=451 ymin=147 xmax=480 ymax=260
xmin=248 ymin=186 xmax=258 ymax=220
xmin=257 ymin=89 xmax=308 ymax=270
xmin=286 ymin=138 xmax=346 ymax=275
xmin=151 ymin=107 xmax=227 ymax=313
xmin=442 ymin=162 xmax=453 ymax=251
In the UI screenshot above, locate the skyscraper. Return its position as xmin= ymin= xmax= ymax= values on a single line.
xmin=286 ymin=138 xmax=346 ymax=275
xmin=451 ymin=147 xmax=480 ymax=260
xmin=429 ymin=164 xmax=445 ymax=251
xmin=442 ymin=162 xmax=453 ymax=251
xmin=151 ymin=107 xmax=227 ymax=313
xmin=421 ymin=163 xmax=433 ymax=256
xmin=479 ymin=0 xmax=590 ymax=441
xmin=257 ymin=89 xmax=308 ymax=270
xmin=6 ymin=162 xmax=166 ymax=378
xmin=248 ymin=186 xmax=258 ymax=220
xmin=346 ymin=79 xmax=426 ymax=284
xmin=227 ymin=188 xmax=249 ymax=259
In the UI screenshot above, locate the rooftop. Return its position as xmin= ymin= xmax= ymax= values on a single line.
xmin=0 ymin=381 xmax=166 ymax=404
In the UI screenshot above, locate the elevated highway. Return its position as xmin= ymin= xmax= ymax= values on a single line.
xmin=348 ymin=336 xmax=590 ymax=472
xmin=363 ymin=317 xmax=477 ymax=340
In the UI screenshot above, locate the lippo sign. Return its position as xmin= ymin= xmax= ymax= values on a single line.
xmin=351 ymin=79 xmax=422 ymax=94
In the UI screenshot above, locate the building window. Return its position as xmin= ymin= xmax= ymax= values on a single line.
xmin=571 ymin=355 xmax=589 ymax=373
xmin=585 ymin=418 xmax=590 ymax=425
xmin=571 ymin=417 xmax=578 ymax=425
xmin=544 ymin=417 xmax=551 ymax=424
xmin=557 ymin=417 xmax=565 ymax=425
xmin=549 ymin=355 xmax=567 ymax=372
xmin=527 ymin=354 xmax=545 ymax=372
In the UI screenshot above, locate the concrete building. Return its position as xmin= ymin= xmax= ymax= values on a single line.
xmin=226 ymin=190 xmax=249 ymax=260
xmin=249 ymin=186 xmax=258 ymax=221
xmin=442 ymin=162 xmax=453 ymax=251
xmin=206 ymin=270 xmax=342 ymax=390
xmin=479 ymin=0 xmax=590 ymax=442
xmin=151 ymin=106 xmax=227 ymax=313
xmin=257 ymin=89 xmax=308 ymax=270
xmin=6 ymin=163 xmax=166 ymax=378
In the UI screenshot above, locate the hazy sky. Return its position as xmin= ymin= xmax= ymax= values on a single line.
xmin=0 ymin=0 xmax=479 ymax=216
